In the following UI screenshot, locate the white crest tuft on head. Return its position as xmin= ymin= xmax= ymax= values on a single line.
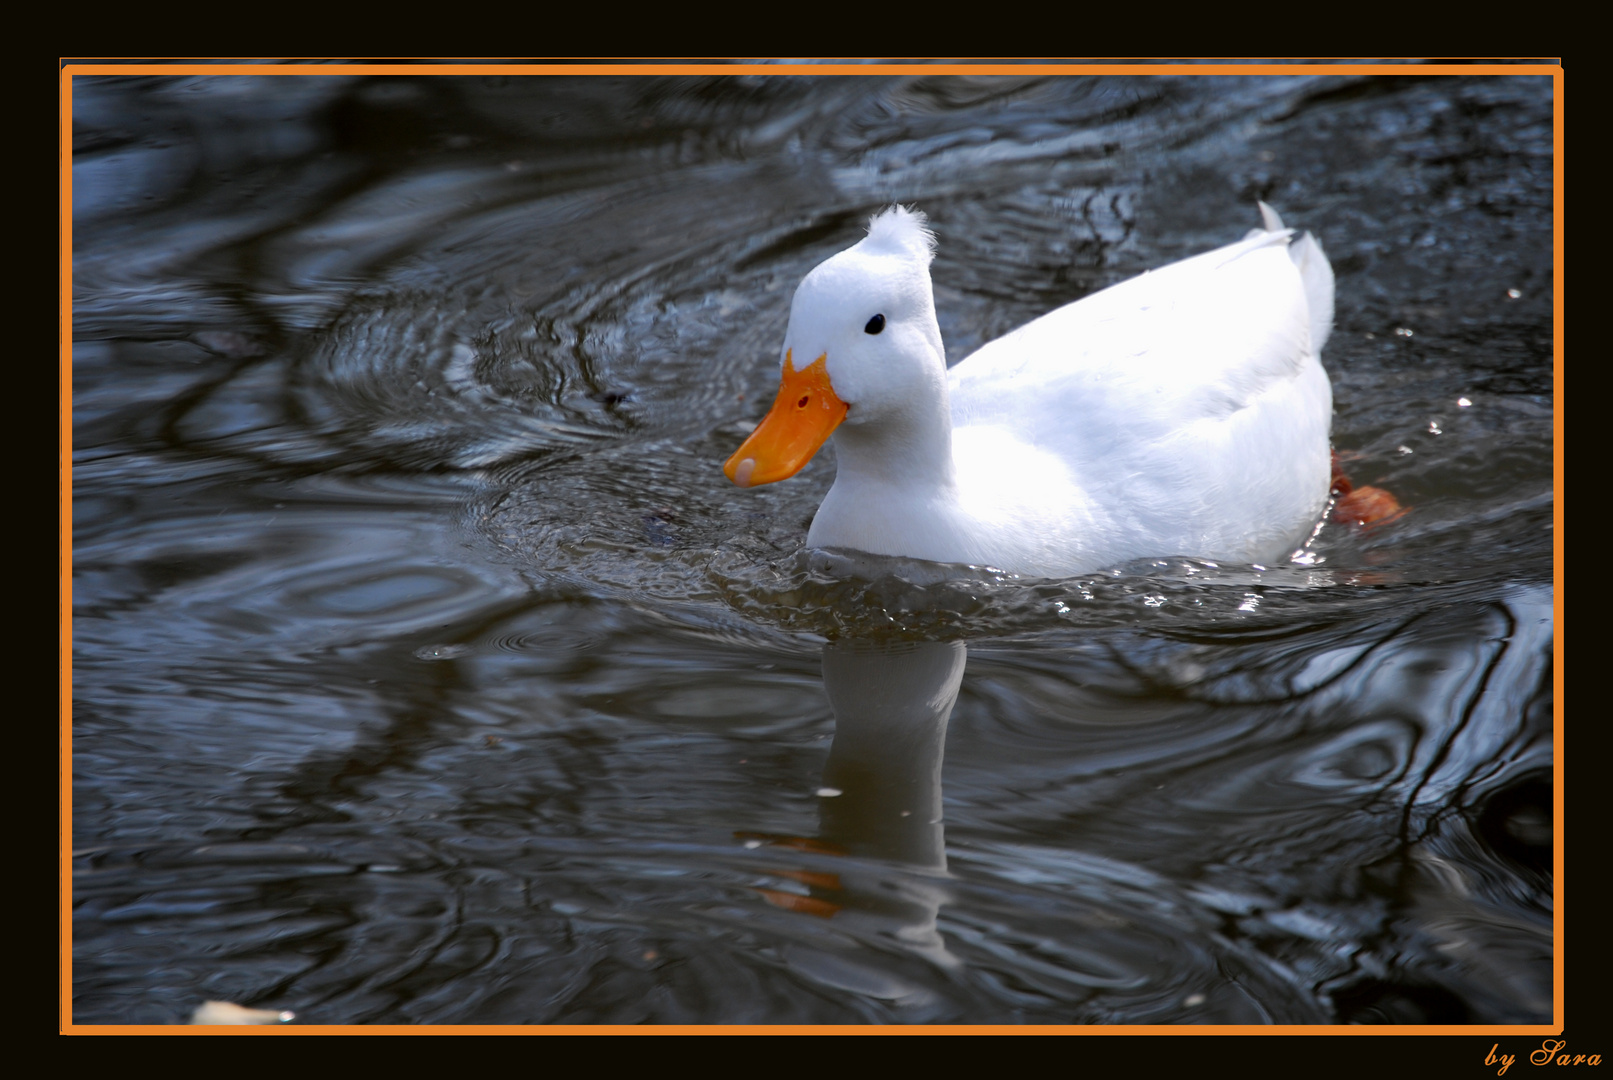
xmin=860 ymin=205 xmax=937 ymax=267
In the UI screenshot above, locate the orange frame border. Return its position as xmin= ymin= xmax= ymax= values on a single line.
xmin=59 ymin=59 xmax=1565 ymax=1036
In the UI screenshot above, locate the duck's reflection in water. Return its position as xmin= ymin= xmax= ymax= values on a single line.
xmin=744 ymin=639 xmax=965 ymax=1003
xmin=818 ymin=639 xmax=962 ymax=872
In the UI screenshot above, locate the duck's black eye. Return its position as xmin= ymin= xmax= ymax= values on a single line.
xmin=864 ymin=313 xmax=886 ymax=335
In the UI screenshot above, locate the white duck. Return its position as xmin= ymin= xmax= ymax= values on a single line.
xmin=724 ymin=204 xmax=1335 ymax=578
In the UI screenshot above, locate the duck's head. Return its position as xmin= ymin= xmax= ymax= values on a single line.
xmin=725 ymin=206 xmax=946 ymax=488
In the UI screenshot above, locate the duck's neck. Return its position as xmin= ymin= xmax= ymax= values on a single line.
xmin=830 ymin=380 xmax=957 ymax=494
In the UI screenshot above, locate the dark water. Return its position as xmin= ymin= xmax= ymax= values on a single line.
xmin=71 ymin=69 xmax=1555 ymax=1025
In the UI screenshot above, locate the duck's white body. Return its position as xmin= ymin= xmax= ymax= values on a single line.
xmin=727 ymin=205 xmax=1335 ymax=578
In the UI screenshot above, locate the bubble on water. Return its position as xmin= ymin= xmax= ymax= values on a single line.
xmin=415 ymin=643 xmax=472 ymax=660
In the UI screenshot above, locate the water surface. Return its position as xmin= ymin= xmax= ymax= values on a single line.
xmin=71 ymin=69 xmax=1554 ymax=1025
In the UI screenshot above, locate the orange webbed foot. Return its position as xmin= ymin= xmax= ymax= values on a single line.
xmin=1332 ymin=485 xmax=1408 ymax=527
xmin=1329 ymin=450 xmax=1407 ymax=526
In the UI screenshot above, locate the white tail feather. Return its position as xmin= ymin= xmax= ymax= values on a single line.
xmin=1256 ymin=202 xmax=1333 ymax=355
xmin=1290 ymin=231 xmax=1334 ymax=355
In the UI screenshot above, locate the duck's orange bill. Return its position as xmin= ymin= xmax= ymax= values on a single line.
xmin=724 ymin=351 xmax=848 ymax=487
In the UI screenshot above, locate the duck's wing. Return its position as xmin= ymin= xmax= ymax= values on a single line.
xmin=946 ymin=225 xmax=1335 ymax=563
xmin=948 ymin=227 xmax=1326 ymax=451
